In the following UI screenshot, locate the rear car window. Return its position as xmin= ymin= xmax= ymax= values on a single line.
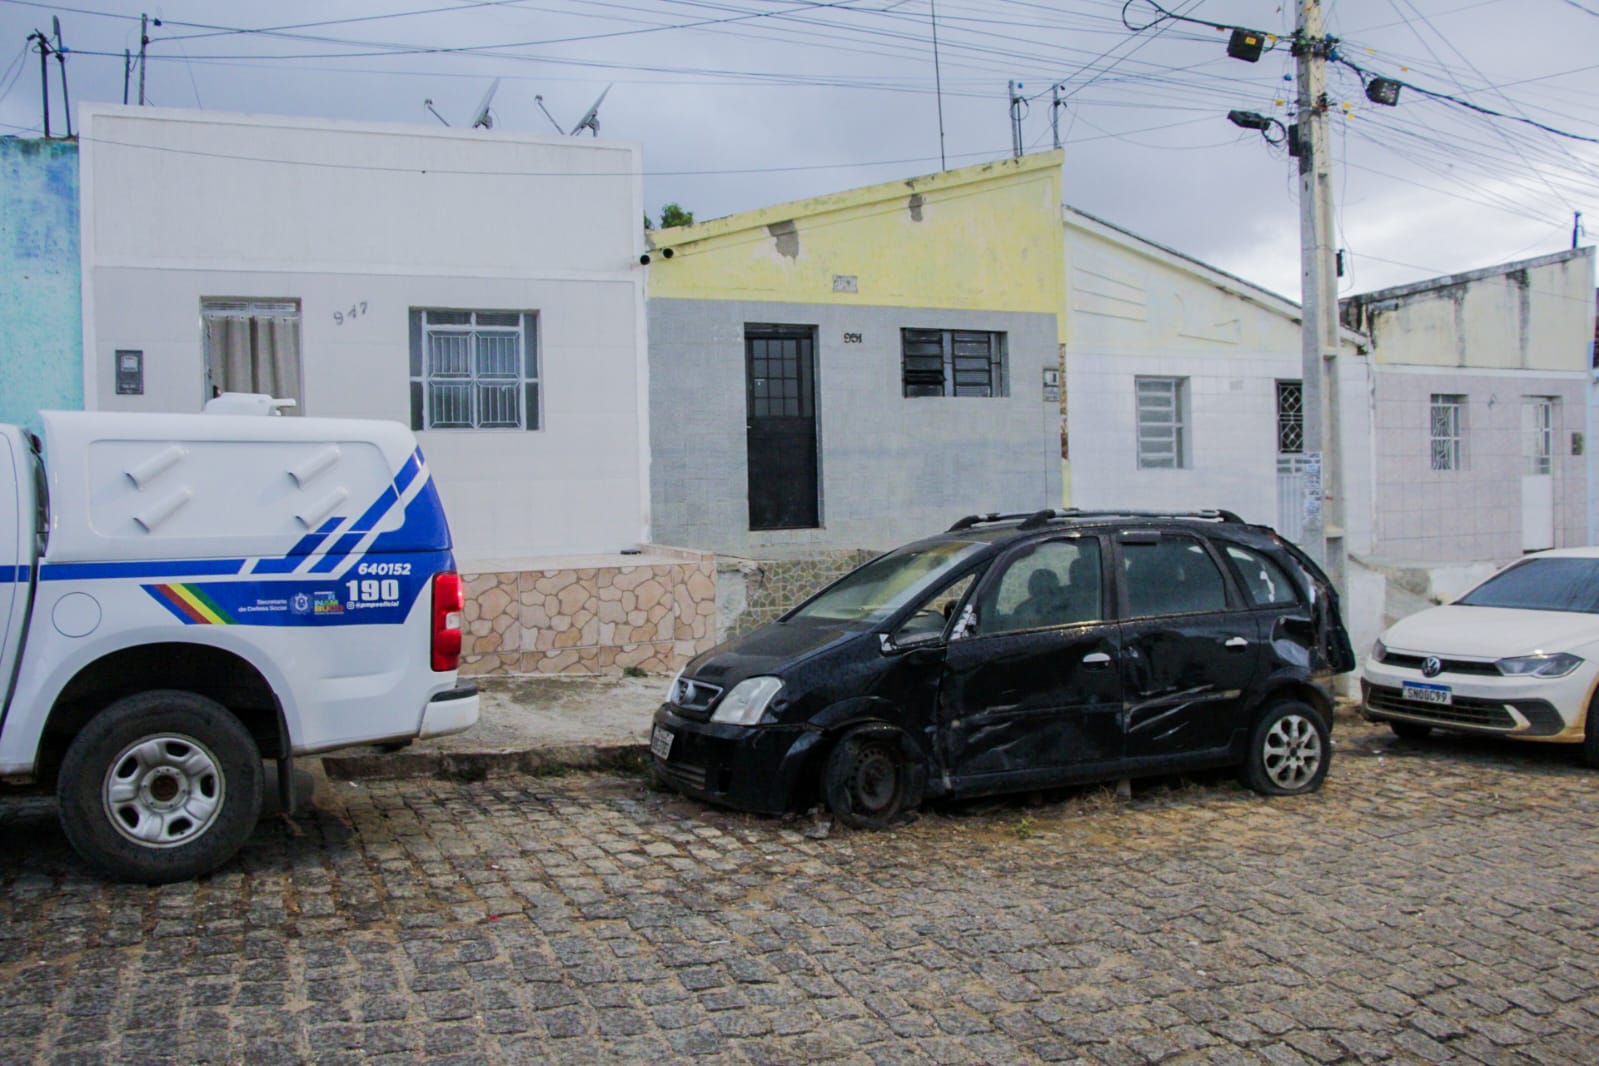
xmin=1122 ymin=536 xmax=1228 ymax=617
xmin=1223 ymin=544 xmax=1300 ymax=607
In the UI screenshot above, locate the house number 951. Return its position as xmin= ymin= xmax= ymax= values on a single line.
xmin=843 ymin=332 xmax=863 ymax=343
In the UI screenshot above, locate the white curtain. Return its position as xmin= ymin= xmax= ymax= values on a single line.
xmin=205 ymin=312 xmax=302 ymax=413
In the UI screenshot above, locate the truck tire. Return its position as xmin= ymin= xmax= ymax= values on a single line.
xmin=56 ymin=691 xmax=264 ymax=884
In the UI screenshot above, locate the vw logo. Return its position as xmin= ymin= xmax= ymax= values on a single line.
xmin=1421 ymin=656 xmax=1443 ymax=678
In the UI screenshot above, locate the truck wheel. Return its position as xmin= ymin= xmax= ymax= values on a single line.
xmin=56 ymin=691 xmax=263 ymax=884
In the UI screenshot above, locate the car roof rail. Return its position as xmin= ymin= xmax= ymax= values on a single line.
xmin=952 ymin=508 xmax=1245 ymax=533
xmin=947 ymin=511 xmax=1039 ymax=532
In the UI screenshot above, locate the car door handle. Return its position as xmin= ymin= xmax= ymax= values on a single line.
xmin=1083 ymin=652 xmax=1113 ymax=668
xmin=1224 ymin=636 xmax=1250 ymax=651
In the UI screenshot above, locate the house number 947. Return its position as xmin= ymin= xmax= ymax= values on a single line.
xmin=843 ymin=332 xmax=863 ymax=344
xmin=333 ymin=302 xmax=368 ymax=325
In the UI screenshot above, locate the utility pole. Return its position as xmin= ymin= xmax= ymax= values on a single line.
xmin=137 ymin=13 xmax=149 ymax=106
xmin=28 ymin=31 xmax=50 ymax=138
xmin=1294 ymin=0 xmax=1345 ymax=595
xmin=1008 ymin=80 xmax=1024 ymax=158
xmin=1051 ymin=83 xmax=1063 ymax=151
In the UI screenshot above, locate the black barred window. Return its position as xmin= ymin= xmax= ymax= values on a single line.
xmin=901 ymin=329 xmax=1006 ymax=397
xmin=1277 ymin=380 xmax=1303 ymax=454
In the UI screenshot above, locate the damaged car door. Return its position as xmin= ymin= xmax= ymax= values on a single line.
xmin=936 ymin=535 xmax=1123 ymax=792
xmin=1116 ymin=531 xmax=1262 ymax=765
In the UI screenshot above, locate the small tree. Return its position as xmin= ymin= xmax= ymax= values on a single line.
xmin=659 ymin=202 xmax=694 ymax=228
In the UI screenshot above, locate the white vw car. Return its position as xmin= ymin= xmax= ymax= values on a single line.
xmin=1361 ymin=547 xmax=1599 ymax=765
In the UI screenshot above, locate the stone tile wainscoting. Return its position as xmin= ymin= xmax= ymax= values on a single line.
xmin=459 ymin=547 xmax=718 ymax=677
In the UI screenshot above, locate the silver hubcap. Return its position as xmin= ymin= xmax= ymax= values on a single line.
xmin=102 ymin=734 xmax=225 ymax=848
xmin=1263 ymin=714 xmax=1322 ymax=791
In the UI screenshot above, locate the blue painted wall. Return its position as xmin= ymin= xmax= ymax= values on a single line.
xmin=0 ymin=138 xmax=81 ymax=434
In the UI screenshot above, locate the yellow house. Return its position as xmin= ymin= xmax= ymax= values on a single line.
xmin=646 ymin=151 xmax=1065 ymax=555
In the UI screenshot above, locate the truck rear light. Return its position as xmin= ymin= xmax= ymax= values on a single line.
xmin=431 ymin=571 xmax=463 ymax=672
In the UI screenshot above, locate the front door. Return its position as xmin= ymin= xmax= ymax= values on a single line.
xmin=1522 ymin=397 xmax=1555 ymax=552
xmin=1116 ymin=532 xmax=1262 ymax=763
xmin=939 ymin=536 xmax=1122 ymax=789
xmin=745 ymin=325 xmax=819 ymax=531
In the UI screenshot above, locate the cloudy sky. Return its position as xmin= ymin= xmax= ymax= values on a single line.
xmin=2 ymin=0 xmax=1596 ymax=299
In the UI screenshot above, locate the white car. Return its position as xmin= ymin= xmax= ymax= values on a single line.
xmin=1361 ymin=547 xmax=1599 ymax=765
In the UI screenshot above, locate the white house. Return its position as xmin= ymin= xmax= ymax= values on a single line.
xmin=75 ymin=104 xmax=715 ymax=676
xmin=1062 ymin=206 xmax=1370 ymax=543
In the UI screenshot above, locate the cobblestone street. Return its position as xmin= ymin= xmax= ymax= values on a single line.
xmin=3 ymin=723 xmax=1599 ymax=1065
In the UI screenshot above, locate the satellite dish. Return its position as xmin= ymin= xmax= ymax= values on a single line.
xmin=570 ymin=83 xmax=612 ymax=137
xmin=470 ymin=78 xmax=501 ymax=129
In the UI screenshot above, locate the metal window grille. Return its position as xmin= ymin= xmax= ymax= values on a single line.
xmin=901 ymin=329 xmax=1005 ymax=397
xmin=1523 ymin=396 xmax=1554 ymax=476
xmin=1430 ymin=394 xmax=1464 ymax=471
xmin=1136 ymin=376 xmax=1187 ymax=469
xmin=408 ymin=310 xmax=539 ymax=431
xmin=1276 ymin=380 xmax=1303 ymax=454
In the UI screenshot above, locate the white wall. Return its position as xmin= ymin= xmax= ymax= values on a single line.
xmin=1063 ymin=211 xmax=1366 ymax=536
xmin=78 ymin=105 xmax=648 ymax=564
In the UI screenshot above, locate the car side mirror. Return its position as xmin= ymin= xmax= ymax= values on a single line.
xmin=879 ymin=630 xmax=943 ymax=654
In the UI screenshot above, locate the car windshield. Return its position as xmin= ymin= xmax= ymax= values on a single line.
xmin=789 ymin=540 xmax=986 ymax=624
xmin=1457 ymin=557 xmax=1599 ymax=614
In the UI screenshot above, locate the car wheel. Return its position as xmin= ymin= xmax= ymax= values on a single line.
xmin=57 ymin=691 xmax=264 ymax=884
xmin=1389 ymin=720 xmax=1433 ymax=741
xmin=823 ymin=728 xmax=912 ymax=829
xmin=1243 ymin=700 xmax=1330 ymax=797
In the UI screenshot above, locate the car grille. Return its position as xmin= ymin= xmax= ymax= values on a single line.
xmin=657 ymin=759 xmax=708 ymax=793
xmin=667 ymin=677 xmax=723 ymax=720
xmin=1365 ymin=685 xmax=1516 ymax=729
xmin=1377 ymin=650 xmax=1500 ymax=677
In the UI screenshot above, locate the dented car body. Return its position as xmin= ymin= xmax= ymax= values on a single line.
xmin=652 ymin=510 xmax=1355 ymax=827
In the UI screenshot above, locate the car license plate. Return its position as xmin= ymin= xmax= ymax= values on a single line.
xmin=650 ymin=726 xmax=674 ymax=760
xmin=1402 ymin=681 xmax=1452 ymax=706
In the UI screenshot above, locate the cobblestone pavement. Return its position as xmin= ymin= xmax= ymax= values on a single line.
xmin=4 ymin=722 xmax=1599 ymax=1065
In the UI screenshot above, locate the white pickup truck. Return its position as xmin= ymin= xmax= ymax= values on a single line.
xmin=0 ymin=401 xmax=479 ymax=882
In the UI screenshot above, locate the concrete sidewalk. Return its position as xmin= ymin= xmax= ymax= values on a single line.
xmin=320 ymin=674 xmax=664 ymax=781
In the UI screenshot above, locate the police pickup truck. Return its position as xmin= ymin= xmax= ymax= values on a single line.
xmin=0 ymin=399 xmax=478 ymax=882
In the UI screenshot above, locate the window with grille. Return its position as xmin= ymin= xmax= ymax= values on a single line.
xmin=1430 ymin=394 xmax=1465 ymax=471
xmin=408 ymin=310 xmax=539 ymax=430
xmin=1523 ymin=396 xmax=1555 ymax=475
xmin=1136 ymin=376 xmax=1188 ymax=469
xmin=901 ymin=329 xmax=1006 ymax=397
xmin=1276 ymin=380 xmax=1303 ymax=454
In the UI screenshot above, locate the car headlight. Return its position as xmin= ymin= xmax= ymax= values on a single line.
xmin=1495 ymin=653 xmax=1584 ymax=678
xmin=710 ymin=676 xmax=784 ymax=725
xmin=1372 ymin=638 xmax=1387 ymax=661
xmin=664 ymin=668 xmax=685 ymax=705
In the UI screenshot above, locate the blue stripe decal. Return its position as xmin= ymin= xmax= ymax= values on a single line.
xmin=309 ymin=532 xmax=366 ymax=573
xmin=392 ymin=452 xmax=422 ymax=496
xmin=350 ymin=486 xmax=400 ymax=534
xmin=251 ymin=516 xmax=345 ymax=574
xmin=0 ymin=565 xmax=29 ymax=584
xmin=40 ymin=559 xmax=247 ymax=581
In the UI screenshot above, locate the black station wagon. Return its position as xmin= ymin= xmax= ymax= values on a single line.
xmin=651 ymin=510 xmax=1356 ymax=827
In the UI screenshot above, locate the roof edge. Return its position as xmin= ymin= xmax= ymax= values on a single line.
xmin=1343 ymin=246 xmax=1596 ymax=305
xmin=650 ymin=150 xmax=1064 ymax=249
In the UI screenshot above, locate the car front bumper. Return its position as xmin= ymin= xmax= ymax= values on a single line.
xmin=650 ymin=704 xmax=824 ymax=815
xmin=1359 ymin=661 xmax=1593 ymax=741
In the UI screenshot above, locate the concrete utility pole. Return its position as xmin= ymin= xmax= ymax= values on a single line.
xmin=1294 ymin=0 xmax=1345 ymax=596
